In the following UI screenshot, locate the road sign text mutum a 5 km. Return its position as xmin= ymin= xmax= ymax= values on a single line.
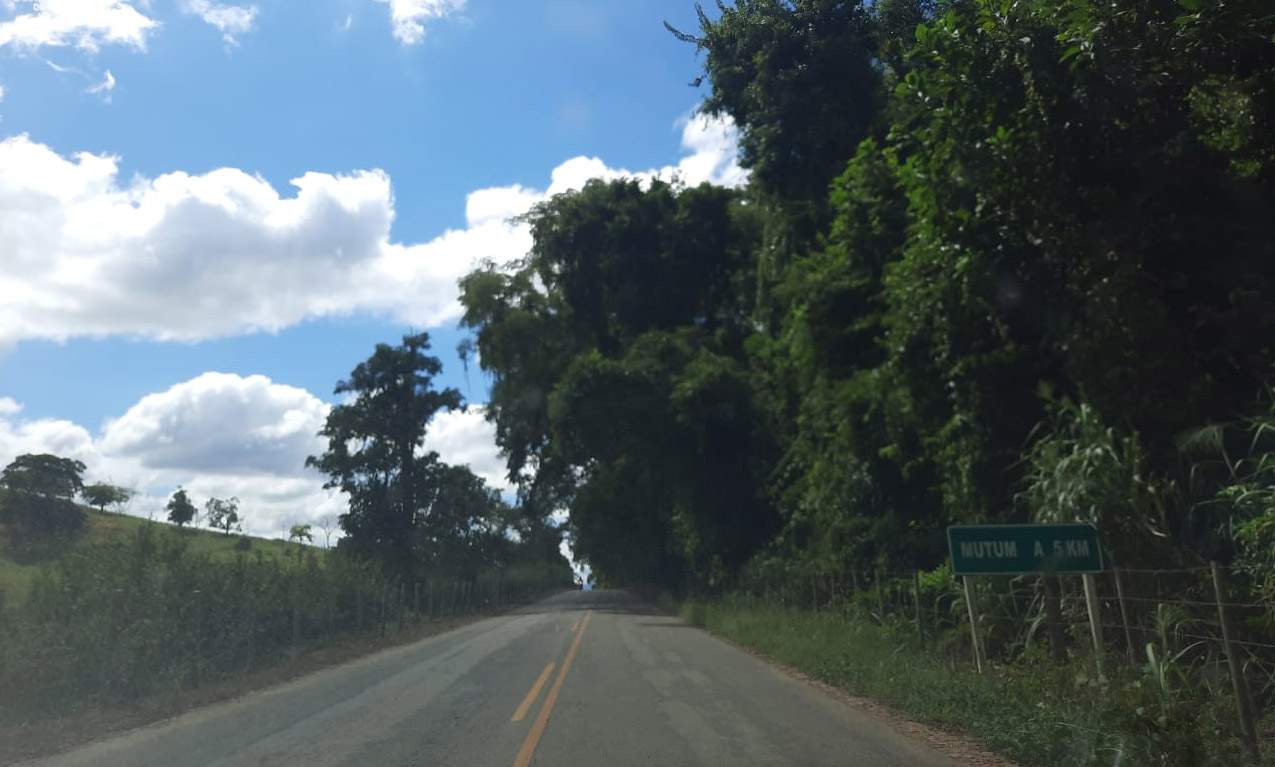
xmin=947 ymin=523 xmax=1104 ymax=576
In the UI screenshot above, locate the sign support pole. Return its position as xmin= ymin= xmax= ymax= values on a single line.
xmin=1081 ymin=572 xmax=1104 ymax=677
xmin=962 ymin=576 xmax=984 ymax=674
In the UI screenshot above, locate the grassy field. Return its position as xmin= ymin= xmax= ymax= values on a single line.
xmin=676 ymin=598 xmax=1266 ymax=767
xmin=0 ymin=508 xmax=311 ymax=604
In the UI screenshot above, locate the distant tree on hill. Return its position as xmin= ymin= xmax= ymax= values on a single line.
xmin=316 ymin=514 xmax=339 ymax=548
xmin=166 ymin=488 xmax=196 ymax=527
xmin=205 ymin=496 xmax=241 ymax=535
xmin=288 ymin=524 xmax=313 ymax=545
xmin=0 ymin=453 xmax=87 ymax=546
xmin=83 ymin=482 xmax=132 ymax=514
xmin=1 ymin=454 xmax=85 ymax=500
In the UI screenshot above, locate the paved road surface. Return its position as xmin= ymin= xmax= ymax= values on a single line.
xmin=26 ymin=590 xmax=959 ymax=767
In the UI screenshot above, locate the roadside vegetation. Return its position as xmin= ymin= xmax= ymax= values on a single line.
xmin=677 ymin=596 xmax=1263 ymax=767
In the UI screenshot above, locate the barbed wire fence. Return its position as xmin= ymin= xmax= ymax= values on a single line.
xmin=733 ymin=561 xmax=1273 ymax=757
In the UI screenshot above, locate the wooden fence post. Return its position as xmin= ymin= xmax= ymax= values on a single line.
xmin=876 ymin=568 xmax=885 ymax=623
xmin=1112 ymin=567 xmax=1135 ymax=663
xmin=1081 ymin=573 xmax=1104 ymax=677
xmin=912 ymin=570 xmax=924 ymax=644
xmin=1212 ymin=562 xmax=1259 ymax=759
xmin=962 ymin=576 xmax=985 ymax=674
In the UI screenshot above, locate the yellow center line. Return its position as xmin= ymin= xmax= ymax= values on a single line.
xmin=570 ymin=617 xmax=581 ymax=633
xmin=511 ymin=662 xmax=556 ymax=722
xmin=513 ymin=610 xmax=593 ymax=767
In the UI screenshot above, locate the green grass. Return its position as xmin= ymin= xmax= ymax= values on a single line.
xmin=679 ymin=598 xmax=1262 ymax=767
xmin=0 ymin=508 xmax=312 ymax=604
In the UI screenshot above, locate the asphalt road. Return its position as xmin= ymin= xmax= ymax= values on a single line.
xmin=26 ymin=590 xmax=960 ymax=767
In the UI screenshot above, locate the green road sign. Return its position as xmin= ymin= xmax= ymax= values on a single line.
xmin=947 ymin=523 xmax=1104 ymax=575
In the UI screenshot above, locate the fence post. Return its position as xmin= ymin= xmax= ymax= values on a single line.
xmin=962 ymin=576 xmax=985 ymax=674
xmin=1112 ymin=567 xmax=1135 ymax=664
xmin=1211 ymin=562 xmax=1259 ymax=759
xmin=1043 ymin=575 xmax=1066 ymax=663
xmin=1081 ymin=573 xmax=1105 ymax=676
xmin=875 ymin=567 xmax=885 ymax=623
xmin=912 ymin=570 xmax=924 ymax=644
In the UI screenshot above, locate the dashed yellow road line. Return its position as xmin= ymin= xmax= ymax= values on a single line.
xmin=511 ymin=662 xmax=556 ymax=722
xmin=513 ymin=610 xmax=593 ymax=767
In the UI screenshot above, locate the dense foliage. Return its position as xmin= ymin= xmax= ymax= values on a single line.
xmin=461 ymin=0 xmax=1275 ymax=593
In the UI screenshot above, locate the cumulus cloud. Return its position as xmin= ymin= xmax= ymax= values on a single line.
xmin=0 ymin=375 xmax=515 ymax=537
xmin=422 ymin=406 xmax=509 ymax=491
xmin=0 ymin=0 xmax=158 ymax=52
xmin=0 ymin=111 xmax=745 ymax=346
xmin=99 ymin=372 xmax=330 ymax=476
xmin=0 ymin=374 xmax=334 ymax=535
xmin=372 ymin=0 xmax=463 ymax=45
xmin=183 ymin=0 xmax=257 ymax=45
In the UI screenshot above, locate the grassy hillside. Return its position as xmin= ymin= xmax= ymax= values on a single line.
xmin=0 ymin=507 xmax=313 ymax=604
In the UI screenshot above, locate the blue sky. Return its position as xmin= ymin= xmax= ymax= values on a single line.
xmin=0 ymin=0 xmax=743 ymax=538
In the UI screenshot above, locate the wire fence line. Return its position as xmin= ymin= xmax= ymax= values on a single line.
xmin=733 ymin=559 xmax=1275 ymax=755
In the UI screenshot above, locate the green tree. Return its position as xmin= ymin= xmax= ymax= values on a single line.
xmin=288 ymin=524 xmax=313 ymax=545
xmin=460 ymin=179 xmax=772 ymax=590
xmin=166 ymin=488 xmax=197 ymax=528
xmin=205 ymin=496 xmax=241 ymax=535
xmin=1 ymin=454 xmax=86 ymax=499
xmin=82 ymin=482 xmax=132 ymax=514
xmin=307 ymin=333 xmax=463 ymax=574
xmin=0 ymin=454 xmax=88 ymax=546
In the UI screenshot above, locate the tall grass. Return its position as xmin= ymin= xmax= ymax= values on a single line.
xmin=682 ymin=597 xmax=1257 ymax=767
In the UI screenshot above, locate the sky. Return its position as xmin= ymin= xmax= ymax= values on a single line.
xmin=0 ymin=0 xmax=745 ymax=547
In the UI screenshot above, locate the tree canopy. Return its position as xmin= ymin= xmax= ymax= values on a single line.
xmin=460 ymin=0 xmax=1275 ymax=592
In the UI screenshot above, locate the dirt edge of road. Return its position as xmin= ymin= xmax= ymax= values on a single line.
xmin=713 ymin=633 xmax=1019 ymax=767
xmin=0 ymin=603 xmax=541 ymax=765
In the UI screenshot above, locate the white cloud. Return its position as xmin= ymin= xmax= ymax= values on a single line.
xmin=422 ymin=406 xmax=509 ymax=491
xmin=0 ymin=111 xmax=744 ymax=345
xmin=0 ymin=83 xmax=5 ymax=102
xmin=183 ymin=0 xmax=257 ymax=45
xmin=0 ymin=377 xmax=518 ymax=538
xmin=372 ymin=0 xmax=463 ymax=45
xmin=84 ymin=67 xmax=114 ymax=99
xmin=0 ymin=0 xmax=158 ymax=52
xmin=99 ymin=372 xmax=330 ymax=476
xmin=0 ymin=375 xmax=339 ymax=536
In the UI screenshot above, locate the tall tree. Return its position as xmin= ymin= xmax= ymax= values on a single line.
xmin=307 ymin=333 xmax=463 ymax=573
